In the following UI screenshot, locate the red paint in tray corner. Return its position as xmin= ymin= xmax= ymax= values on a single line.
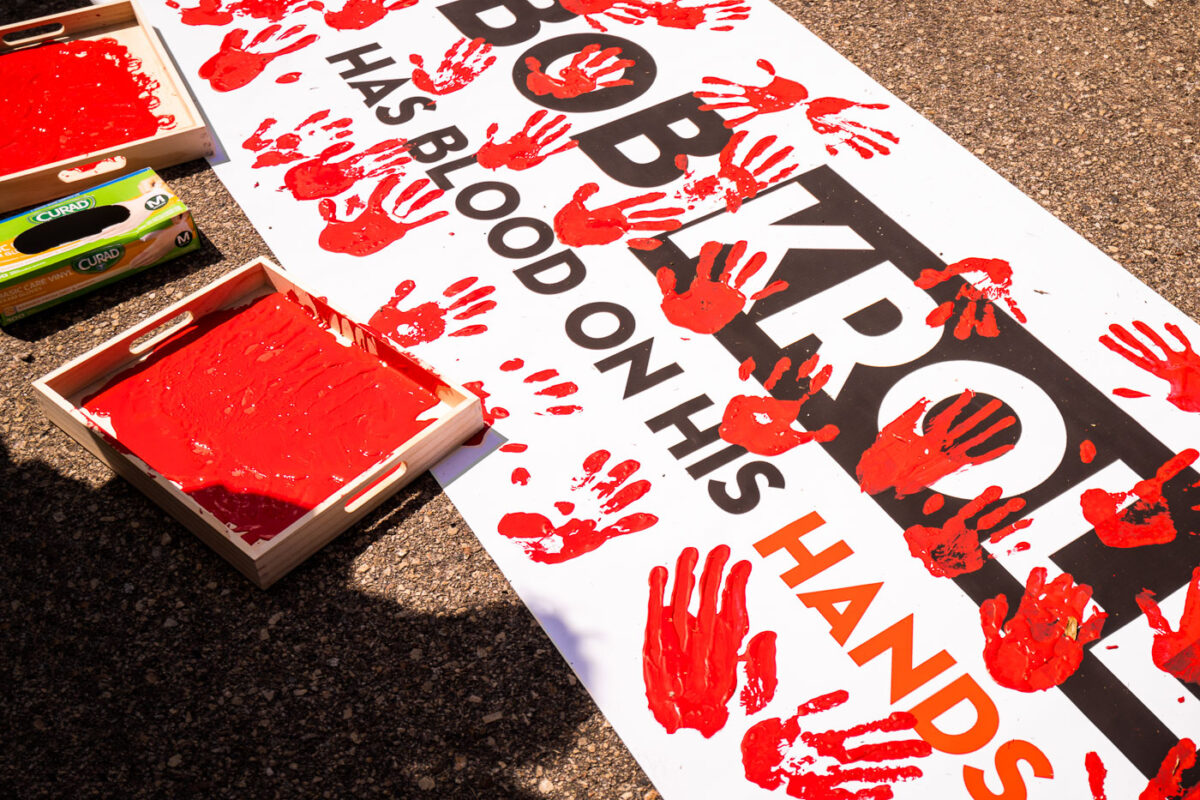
xmin=81 ymin=293 xmax=441 ymax=544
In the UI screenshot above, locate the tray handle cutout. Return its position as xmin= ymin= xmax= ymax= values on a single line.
xmin=2 ymin=22 xmax=65 ymax=48
xmin=345 ymin=460 xmax=409 ymax=515
xmin=130 ymin=311 xmax=193 ymax=356
xmin=58 ymin=157 xmax=127 ymax=184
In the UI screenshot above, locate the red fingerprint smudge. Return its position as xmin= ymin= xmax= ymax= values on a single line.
xmin=0 ymin=39 xmax=175 ymax=177
xmin=1080 ymin=439 xmax=1097 ymax=464
xmin=1100 ymin=320 xmax=1200 ymax=412
xmin=275 ymin=71 xmax=300 ymax=83
xmin=658 ymin=240 xmax=783 ymax=335
xmin=1136 ymin=566 xmax=1200 ymax=685
xmin=369 ymin=277 xmax=494 ymax=347
xmin=1085 ymin=751 xmax=1107 ymax=800
xmin=903 ymin=486 xmax=1031 ymax=578
xmin=525 ymin=43 xmax=635 ymax=99
xmin=409 ymin=37 xmax=497 ymax=95
xmin=643 ymin=544 xmax=777 ymax=737
xmin=199 ymin=24 xmax=320 ymax=93
xmin=675 ymin=130 xmax=798 ymax=213
xmin=476 ymin=110 xmax=577 ymax=171
xmin=318 ymin=176 xmax=448 ymax=256
xmin=741 ymin=689 xmax=931 ymax=797
xmin=719 ymin=355 xmax=839 ymax=456
xmin=916 ymin=258 xmax=1027 ymax=340
xmin=498 ymin=443 xmax=527 ymax=453
xmin=1114 ymin=387 xmax=1152 ymax=399
xmin=500 ymin=358 xmax=524 ymax=371
xmin=1079 ymin=449 xmax=1199 ymax=548
xmin=553 ymin=183 xmax=683 ymax=250
xmin=922 ymin=493 xmax=945 ymax=515
xmin=856 ymin=389 xmax=1015 ymax=498
xmin=980 ymin=566 xmax=1107 ymax=692
xmin=511 ymin=467 xmax=530 ymax=486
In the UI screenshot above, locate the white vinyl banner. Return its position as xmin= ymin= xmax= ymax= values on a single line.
xmin=137 ymin=1 xmax=1199 ymax=796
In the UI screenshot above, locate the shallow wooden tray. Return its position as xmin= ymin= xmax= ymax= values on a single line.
xmin=0 ymin=0 xmax=213 ymax=213
xmin=33 ymin=258 xmax=484 ymax=588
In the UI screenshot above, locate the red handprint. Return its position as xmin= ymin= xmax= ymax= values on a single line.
xmin=677 ymin=130 xmax=798 ymax=213
xmin=640 ymin=0 xmax=749 ymax=31
xmin=1085 ymin=739 xmax=1200 ymax=800
xmin=915 ymin=257 xmax=1028 ymax=339
xmin=282 ymin=137 xmax=410 ymax=200
xmin=804 ymin=95 xmax=897 ymax=158
xmin=720 ymin=356 xmax=839 ymax=456
xmin=553 ymin=183 xmax=683 ymax=250
xmin=409 ymin=37 xmax=497 ymax=95
xmin=558 ymin=0 xmax=652 ymax=32
xmin=1101 ymin=321 xmax=1200 ymax=413
xmin=166 ymin=0 xmax=233 ymax=26
xmin=980 ymin=566 xmax=1107 ymax=692
xmin=323 ymin=0 xmax=419 ymax=31
xmin=1079 ymin=449 xmax=1200 ymax=548
xmin=1136 ymin=566 xmax=1200 ymax=685
xmin=525 ymin=43 xmax=635 ymax=99
xmin=856 ymin=389 xmax=1016 ymax=498
xmin=903 ymin=486 xmax=1032 ymax=578
xmin=242 ymin=111 xmax=354 ymax=168
xmin=475 ymin=111 xmax=577 ymax=171
xmin=498 ymin=358 xmax=583 ymax=415
xmin=198 ymin=24 xmax=319 ymax=92
xmin=317 ymin=175 xmax=447 ymax=256
xmin=369 ymin=276 xmax=495 ymax=347
xmin=695 ymin=59 xmax=810 ymax=128
xmin=742 ymin=689 xmax=931 ymax=798
xmin=657 ymin=240 xmax=785 ymax=334
xmin=167 ymin=0 xmax=320 ymax=26
xmin=643 ymin=544 xmax=778 ymax=737
xmin=497 ymin=449 xmax=658 ymax=563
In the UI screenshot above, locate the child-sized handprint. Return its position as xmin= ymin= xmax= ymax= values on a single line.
xmin=804 ymin=95 xmax=897 ymax=158
xmin=409 ymin=37 xmax=497 ymax=95
xmin=198 ymin=24 xmax=319 ymax=92
xmin=475 ymin=111 xmax=577 ymax=171
xmin=369 ymin=276 xmax=495 ymax=347
xmin=641 ymin=0 xmax=749 ymax=31
xmin=720 ymin=355 xmax=839 ymax=456
xmin=318 ymin=175 xmax=447 ymax=256
xmin=903 ymin=486 xmax=1032 ymax=578
xmin=644 ymin=544 xmax=777 ymax=737
xmin=677 ymin=130 xmax=798 ymax=213
xmin=1101 ymin=320 xmax=1200 ymax=413
xmin=1136 ymin=566 xmax=1200 ymax=685
xmin=981 ymin=566 xmax=1107 ymax=692
xmin=525 ymin=43 xmax=635 ymax=99
xmin=1086 ymin=738 xmax=1200 ymax=800
xmin=695 ymin=59 xmax=810 ymax=128
xmin=323 ymin=0 xmax=419 ymax=31
xmin=497 ymin=449 xmax=657 ymax=563
xmin=242 ymin=111 xmax=354 ymax=168
xmin=657 ymin=239 xmax=784 ymax=335
xmin=856 ymin=389 xmax=1017 ymax=498
xmin=915 ymin=257 xmax=1028 ymax=340
xmin=742 ymin=689 xmax=932 ymax=797
xmin=553 ymin=183 xmax=683 ymax=250
xmin=1080 ymin=449 xmax=1200 ymax=548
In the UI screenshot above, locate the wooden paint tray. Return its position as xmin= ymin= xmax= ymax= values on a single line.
xmin=33 ymin=258 xmax=484 ymax=588
xmin=0 ymin=0 xmax=213 ymax=213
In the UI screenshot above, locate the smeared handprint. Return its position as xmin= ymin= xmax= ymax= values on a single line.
xmin=1137 ymin=566 xmax=1200 ymax=685
xmin=409 ymin=37 xmax=497 ymax=95
xmin=720 ymin=355 xmax=839 ymax=456
xmin=1101 ymin=321 xmax=1200 ymax=412
xmin=323 ymin=0 xmax=419 ymax=31
xmin=369 ymin=276 xmax=495 ymax=347
xmin=677 ymin=130 xmax=798 ymax=212
xmin=525 ymin=43 xmax=635 ymax=99
xmin=640 ymin=0 xmax=749 ymax=31
xmin=1079 ymin=449 xmax=1200 ymax=548
xmin=903 ymin=486 xmax=1032 ymax=578
xmin=657 ymin=239 xmax=784 ymax=334
xmin=915 ymin=257 xmax=1028 ymax=339
xmin=198 ymin=24 xmax=319 ymax=92
xmin=318 ymin=175 xmax=447 ymax=256
xmin=1085 ymin=738 xmax=1200 ymax=800
xmin=553 ymin=183 xmax=683 ymax=250
xmin=476 ymin=111 xmax=577 ymax=171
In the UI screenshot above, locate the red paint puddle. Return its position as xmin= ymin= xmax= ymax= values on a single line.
xmin=1080 ymin=439 xmax=1097 ymax=464
xmin=199 ymin=24 xmax=319 ymax=92
xmin=720 ymin=355 xmax=839 ymax=456
xmin=1101 ymin=321 xmax=1200 ymax=412
xmin=1136 ymin=566 xmax=1200 ymax=685
xmin=856 ymin=389 xmax=1015 ymax=498
xmin=903 ymin=485 xmax=1031 ymax=578
xmin=319 ymin=176 xmax=448 ymax=256
xmin=168 ymin=0 xmax=321 ymax=26
xmin=499 ymin=443 xmax=527 ymax=453
xmin=1086 ymin=739 xmax=1199 ymax=800
xmin=1079 ymin=449 xmax=1199 ymax=548
xmin=0 ymin=39 xmax=175 ymax=177
xmin=275 ymin=71 xmax=301 ymax=83
xmin=742 ymin=689 xmax=931 ymax=797
xmin=916 ymin=257 xmax=1028 ymax=339
xmin=476 ymin=110 xmax=578 ymax=171
xmin=643 ymin=544 xmax=777 ymax=737
xmin=409 ymin=37 xmax=496 ymax=95
xmin=323 ymin=0 xmax=419 ymax=30
xmin=511 ymin=467 xmax=530 ymax=486
xmin=497 ymin=449 xmax=657 ymax=563
xmin=658 ymin=240 xmax=783 ymax=334
xmin=980 ymin=566 xmax=1106 ymax=692
xmin=525 ymin=43 xmax=635 ymax=99
xmin=695 ymin=58 xmax=810 ymax=127
xmin=81 ymin=294 xmax=438 ymax=544
xmin=675 ymin=130 xmax=798 ymax=213
xmin=553 ymin=183 xmax=683 ymax=250
xmin=369 ymin=276 xmax=495 ymax=347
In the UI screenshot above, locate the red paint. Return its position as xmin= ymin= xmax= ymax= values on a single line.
xmin=658 ymin=240 xmax=782 ymax=335
xmin=553 ymin=183 xmax=683 ymax=250
xmin=676 ymin=130 xmax=798 ymax=213
xmin=242 ymin=111 xmax=352 ymax=167
xmin=695 ymin=59 xmax=809 ymax=127
xmin=739 ymin=357 xmax=756 ymax=380
xmin=323 ymin=0 xmax=419 ymax=30
xmin=275 ymin=71 xmax=301 ymax=83
xmin=1115 ymin=387 xmax=1152 ymax=399
xmin=318 ymin=175 xmax=448 ymax=256
xmin=741 ymin=689 xmax=931 ymax=798
xmin=500 ymin=358 xmax=524 ymax=371
xmin=558 ymin=0 xmax=652 ymax=32
xmin=915 ymin=258 xmax=1028 ymax=340
xmin=0 ymin=39 xmax=175 ymax=177
xmin=369 ymin=276 xmax=495 ymax=347
xmin=856 ymin=389 xmax=1016 ymax=498
xmin=903 ymin=486 xmax=1031 ymax=578
xmin=641 ymin=0 xmax=749 ymax=31
xmin=923 ymin=493 xmax=945 ymax=515
xmin=1087 ymin=740 xmax=1200 ymax=800
xmin=496 ymin=449 xmax=657 ymax=563
xmin=409 ymin=37 xmax=496 ymax=95
xmin=499 ymin=443 xmax=527 ymax=453
xmin=1081 ymin=439 xmax=1097 ymax=464
xmin=980 ymin=567 xmax=1107 ymax=692
xmin=1101 ymin=321 xmax=1200 ymax=413
xmin=804 ymin=96 xmax=897 ymax=158
xmin=169 ymin=0 xmax=320 ymax=26
xmin=463 ymin=381 xmax=509 ymax=426
xmin=199 ymin=24 xmax=319 ymax=92
xmin=1079 ymin=449 xmax=1199 ymax=548
xmin=511 ymin=467 xmax=530 ymax=486
xmin=476 ymin=110 xmax=578 ymax=171
xmin=643 ymin=544 xmax=777 ymax=737
xmin=82 ymin=294 xmax=438 ymax=544
xmin=720 ymin=355 xmax=839 ymax=456
xmin=1136 ymin=566 xmax=1200 ymax=685
xmin=525 ymin=43 xmax=635 ymax=99
xmin=1011 ymin=541 xmax=1030 ymax=553
xmin=1085 ymin=751 xmax=1107 ymax=800
xmin=284 ymin=138 xmax=410 ymax=200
